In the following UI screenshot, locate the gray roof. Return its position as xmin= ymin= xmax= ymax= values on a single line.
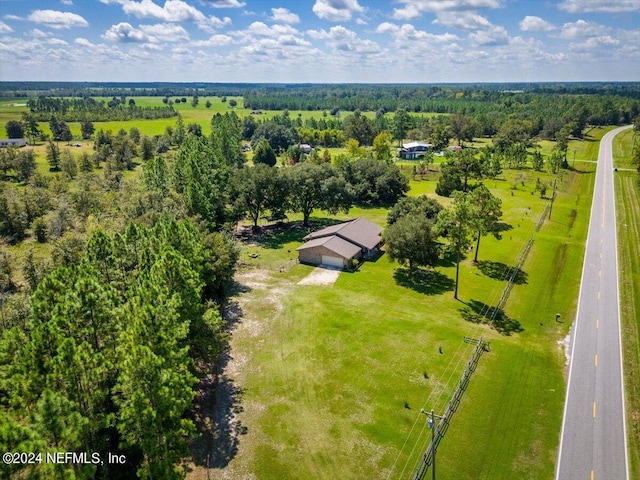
xmin=303 ymin=218 xmax=383 ymax=251
xmin=296 ymin=235 xmax=362 ymax=259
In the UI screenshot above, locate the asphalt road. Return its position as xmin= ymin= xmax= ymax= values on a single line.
xmin=555 ymin=126 xmax=631 ymax=480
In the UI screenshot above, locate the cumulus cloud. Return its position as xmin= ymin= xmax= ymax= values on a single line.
xmin=308 ymin=25 xmax=380 ymax=54
xmin=75 ymin=37 xmax=96 ymax=47
xmin=103 ymin=22 xmax=154 ymax=42
xmin=27 ymin=10 xmax=89 ymax=29
xmin=190 ymin=34 xmax=233 ymax=47
xmin=559 ymin=0 xmax=640 ymax=13
xmin=312 ymin=0 xmax=364 ymax=22
xmin=47 ymin=37 xmax=68 ymax=45
xmin=392 ymin=0 xmax=500 ymax=19
xmin=519 ymin=16 xmax=555 ymax=32
xmin=139 ymin=23 xmax=189 ymax=41
xmin=0 ymin=21 xmax=14 ymax=34
xmin=469 ymin=25 xmax=509 ymax=45
xmin=570 ymin=35 xmax=620 ymax=51
xmin=376 ymin=22 xmax=459 ymax=44
xmin=103 ymin=0 xmax=230 ymax=30
xmin=242 ymin=21 xmax=299 ymax=39
xmin=198 ymin=0 xmax=245 ymax=7
xmin=270 ymin=7 xmax=299 ymax=24
xmin=560 ymin=19 xmax=609 ymax=39
xmin=435 ymin=12 xmax=493 ymax=30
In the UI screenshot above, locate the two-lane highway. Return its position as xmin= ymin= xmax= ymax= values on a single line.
xmin=555 ymin=126 xmax=631 ymax=480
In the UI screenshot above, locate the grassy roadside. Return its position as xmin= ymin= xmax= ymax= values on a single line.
xmin=615 ymin=172 xmax=640 ymax=479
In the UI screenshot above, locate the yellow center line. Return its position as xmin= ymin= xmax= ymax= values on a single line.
xmin=593 ymin=402 xmax=597 ymax=418
xmin=595 ymin=354 xmax=598 ymax=366
xmin=600 ymin=253 xmax=603 ymax=259
xmin=599 ymin=270 xmax=602 ymax=277
xmin=598 ymin=291 xmax=601 ymax=300
xmin=596 ymin=318 xmax=599 ymax=329
xmin=591 ymin=470 xmax=595 ymax=480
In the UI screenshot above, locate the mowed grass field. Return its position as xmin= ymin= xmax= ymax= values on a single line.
xmin=192 ymin=161 xmax=595 ymax=479
xmin=615 ymin=170 xmax=640 ymax=479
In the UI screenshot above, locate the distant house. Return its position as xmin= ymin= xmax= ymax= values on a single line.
xmin=0 ymin=138 xmax=26 ymax=148
xmin=299 ymin=143 xmax=312 ymax=154
xmin=296 ymin=218 xmax=383 ymax=269
xmin=399 ymin=141 xmax=432 ymax=160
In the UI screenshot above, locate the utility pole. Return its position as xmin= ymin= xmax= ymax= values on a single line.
xmin=420 ymin=409 xmax=445 ymax=480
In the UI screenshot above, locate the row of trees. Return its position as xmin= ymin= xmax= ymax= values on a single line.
xmin=25 ymin=96 xmax=177 ymax=122
xmin=384 ymin=185 xmax=503 ymax=299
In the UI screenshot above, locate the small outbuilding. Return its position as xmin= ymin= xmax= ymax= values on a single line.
xmin=296 ymin=218 xmax=383 ymax=269
xmin=0 ymin=138 xmax=27 ymax=148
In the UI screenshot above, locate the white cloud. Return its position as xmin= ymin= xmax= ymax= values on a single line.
xmin=519 ymin=16 xmax=555 ymax=32
xmin=61 ymin=0 xmax=74 ymax=5
xmin=30 ymin=28 xmax=52 ymax=38
xmin=435 ymin=12 xmax=492 ymax=30
xmin=105 ymin=0 xmax=230 ymax=31
xmin=47 ymin=37 xmax=68 ymax=45
xmin=392 ymin=0 xmax=500 ymax=19
xmin=27 ymin=10 xmax=89 ymax=29
xmin=198 ymin=0 xmax=245 ymax=7
xmin=103 ymin=22 xmax=154 ymax=42
xmin=139 ymin=23 xmax=189 ymax=41
xmin=570 ymin=35 xmax=620 ymax=51
xmin=243 ymin=21 xmax=299 ymax=39
xmin=559 ymin=0 xmax=640 ymax=13
xmin=307 ymin=25 xmax=380 ymax=54
xmin=75 ymin=37 xmax=96 ymax=47
xmin=560 ymin=19 xmax=609 ymax=39
xmin=377 ymin=22 xmax=459 ymax=43
xmin=190 ymin=34 xmax=233 ymax=47
xmin=469 ymin=24 xmax=509 ymax=45
xmin=376 ymin=22 xmax=400 ymax=34
xmin=270 ymin=7 xmax=299 ymax=24
xmin=312 ymin=0 xmax=364 ymax=22
xmin=0 ymin=21 xmax=14 ymax=34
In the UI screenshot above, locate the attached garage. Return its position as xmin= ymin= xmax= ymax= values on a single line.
xmin=321 ymin=255 xmax=344 ymax=268
xmin=296 ymin=235 xmax=361 ymax=270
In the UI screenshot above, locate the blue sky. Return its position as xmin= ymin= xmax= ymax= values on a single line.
xmin=0 ymin=0 xmax=638 ymax=82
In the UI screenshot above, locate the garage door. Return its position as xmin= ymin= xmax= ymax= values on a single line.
xmin=321 ymin=255 xmax=344 ymax=268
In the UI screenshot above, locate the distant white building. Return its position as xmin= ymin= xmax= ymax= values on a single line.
xmin=0 ymin=138 xmax=27 ymax=148
xmin=398 ymin=141 xmax=432 ymax=160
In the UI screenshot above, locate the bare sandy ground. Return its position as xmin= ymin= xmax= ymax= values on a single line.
xmin=297 ymin=266 xmax=341 ymax=286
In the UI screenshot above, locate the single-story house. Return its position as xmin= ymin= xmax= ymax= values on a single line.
xmin=296 ymin=218 xmax=383 ymax=269
xmin=0 ymin=138 xmax=27 ymax=148
xmin=399 ymin=141 xmax=432 ymax=160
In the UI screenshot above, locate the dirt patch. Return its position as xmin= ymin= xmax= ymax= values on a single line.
xmin=297 ymin=266 xmax=341 ymax=286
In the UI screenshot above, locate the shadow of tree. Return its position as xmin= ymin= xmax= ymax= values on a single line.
xmin=459 ymin=299 xmax=524 ymax=336
xmin=494 ymin=221 xmax=513 ymax=233
xmin=189 ymin=300 xmax=247 ymax=470
xmin=393 ymin=267 xmax=455 ymax=295
xmin=477 ymin=260 xmax=528 ymax=285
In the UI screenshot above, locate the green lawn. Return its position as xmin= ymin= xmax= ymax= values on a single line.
xmin=615 ymin=172 xmax=640 ymax=479
xmin=195 ymin=163 xmax=593 ymax=480
xmin=612 ymin=127 xmax=638 ymax=170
